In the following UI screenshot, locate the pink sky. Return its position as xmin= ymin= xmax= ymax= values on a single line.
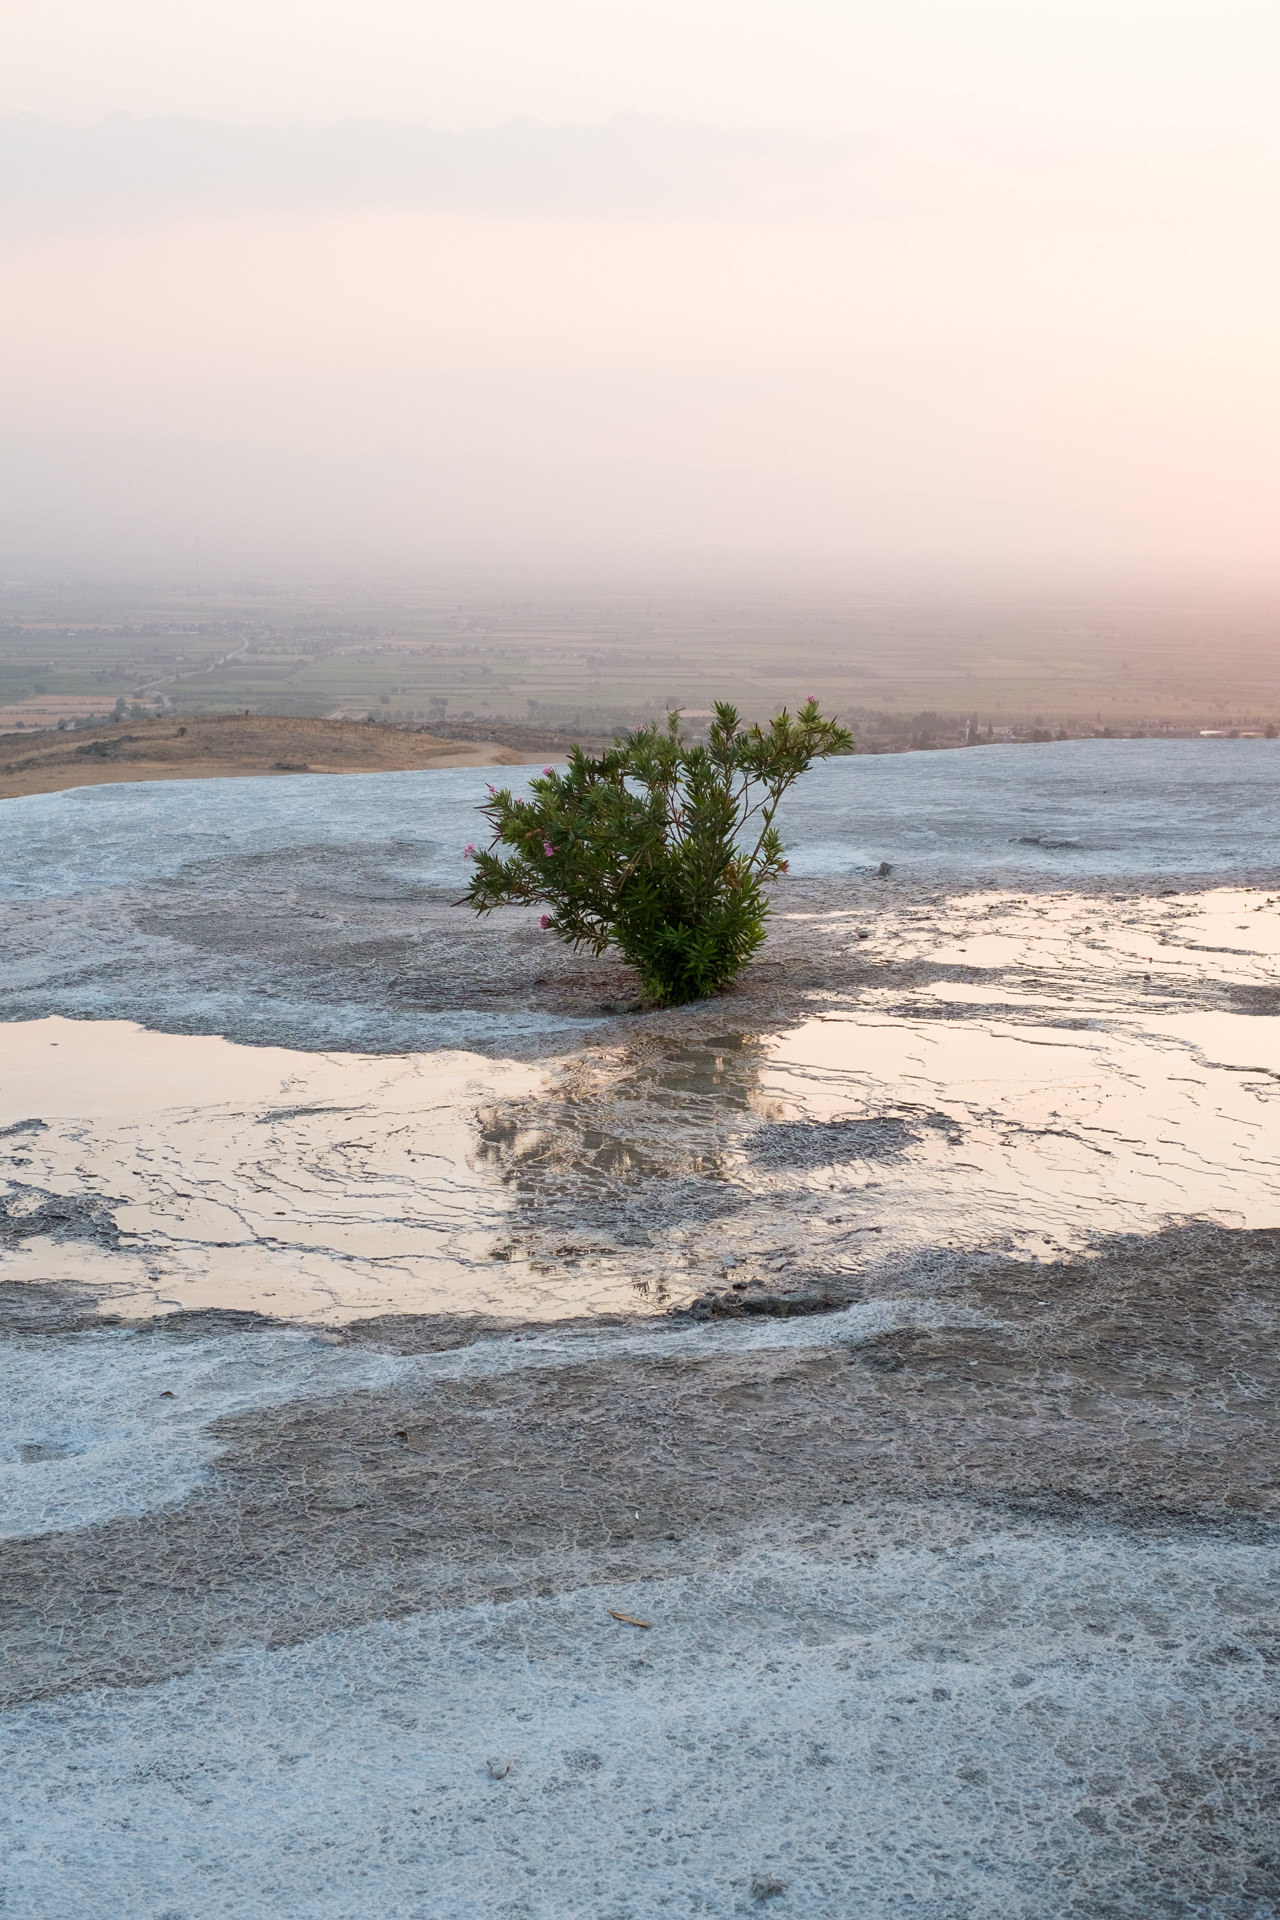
xmin=1 ymin=1 xmax=1277 ymax=578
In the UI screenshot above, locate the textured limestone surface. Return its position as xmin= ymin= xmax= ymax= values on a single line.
xmin=2 ymin=753 xmax=1279 ymax=1918
xmin=3 ymin=1224 xmax=1278 ymax=1915
xmin=3 ymin=1528 xmax=1275 ymax=1920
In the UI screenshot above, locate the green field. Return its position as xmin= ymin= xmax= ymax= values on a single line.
xmin=2 ymin=576 xmax=1277 ymax=745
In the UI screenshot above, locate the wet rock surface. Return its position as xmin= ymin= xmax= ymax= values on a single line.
xmin=3 ymin=1517 xmax=1273 ymax=1920
xmin=3 ymin=760 xmax=1279 ymax=1915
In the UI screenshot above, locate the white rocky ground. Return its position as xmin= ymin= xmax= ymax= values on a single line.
xmin=5 ymin=1518 xmax=1273 ymax=1920
xmin=3 ymin=871 xmax=1278 ymax=1918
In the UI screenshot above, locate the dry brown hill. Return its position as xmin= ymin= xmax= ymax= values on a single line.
xmin=0 ymin=713 xmax=534 ymax=802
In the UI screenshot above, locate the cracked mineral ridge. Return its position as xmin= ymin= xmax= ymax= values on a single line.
xmin=2 ymin=740 xmax=1279 ymax=1919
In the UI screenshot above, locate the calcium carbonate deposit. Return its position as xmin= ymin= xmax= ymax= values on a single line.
xmin=3 ymin=740 xmax=1279 ymax=1918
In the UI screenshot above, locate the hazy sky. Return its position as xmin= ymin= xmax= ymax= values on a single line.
xmin=2 ymin=1 xmax=1277 ymax=576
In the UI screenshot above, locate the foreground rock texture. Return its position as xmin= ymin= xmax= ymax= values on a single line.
xmin=3 ymin=1219 xmax=1278 ymax=1916
xmin=5 ymin=1224 xmax=1278 ymax=1706
xmin=2 ymin=756 xmax=1278 ymax=1913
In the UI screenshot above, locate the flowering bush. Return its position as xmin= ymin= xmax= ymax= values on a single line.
xmin=464 ymin=699 xmax=853 ymax=1005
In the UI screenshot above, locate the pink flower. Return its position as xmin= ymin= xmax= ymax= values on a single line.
xmin=543 ymin=841 xmax=555 ymax=857
xmin=464 ymin=843 xmax=476 ymax=858
xmin=543 ymin=766 xmax=554 ymax=776
xmin=540 ymin=914 xmax=551 ymax=929
xmin=486 ymin=784 xmax=496 ymax=794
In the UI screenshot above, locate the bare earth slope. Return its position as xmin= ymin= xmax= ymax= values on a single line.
xmin=0 ymin=713 xmax=526 ymax=800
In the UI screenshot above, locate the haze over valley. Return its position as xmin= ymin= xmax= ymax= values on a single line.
xmin=2 ymin=577 xmax=1278 ymax=751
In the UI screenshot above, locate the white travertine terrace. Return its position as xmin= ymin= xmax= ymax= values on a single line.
xmin=2 ymin=887 xmax=1277 ymax=1322
xmin=4 ymin=757 xmax=1279 ymax=1918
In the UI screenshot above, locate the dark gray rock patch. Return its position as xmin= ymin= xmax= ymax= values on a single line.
xmin=0 ymin=1278 xmax=129 ymax=1336
xmin=682 ymin=1282 xmax=858 ymax=1319
xmin=0 ymin=1183 xmax=125 ymax=1251
xmin=747 ymin=1108 xmax=962 ymax=1170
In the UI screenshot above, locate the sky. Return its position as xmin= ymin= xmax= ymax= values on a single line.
xmin=1 ymin=1 xmax=1278 ymax=578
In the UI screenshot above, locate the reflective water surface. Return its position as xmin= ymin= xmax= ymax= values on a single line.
xmin=0 ymin=1019 xmax=586 ymax=1323
xmin=3 ymin=886 xmax=1277 ymax=1321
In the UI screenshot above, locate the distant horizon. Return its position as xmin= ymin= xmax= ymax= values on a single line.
xmin=5 ymin=548 xmax=1280 ymax=600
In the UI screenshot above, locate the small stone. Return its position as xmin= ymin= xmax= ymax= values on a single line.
xmin=751 ymin=1872 xmax=788 ymax=1900
xmin=486 ymin=1756 xmax=513 ymax=1779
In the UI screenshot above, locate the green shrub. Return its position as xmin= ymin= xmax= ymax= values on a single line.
xmin=464 ymin=699 xmax=853 ymax=1005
